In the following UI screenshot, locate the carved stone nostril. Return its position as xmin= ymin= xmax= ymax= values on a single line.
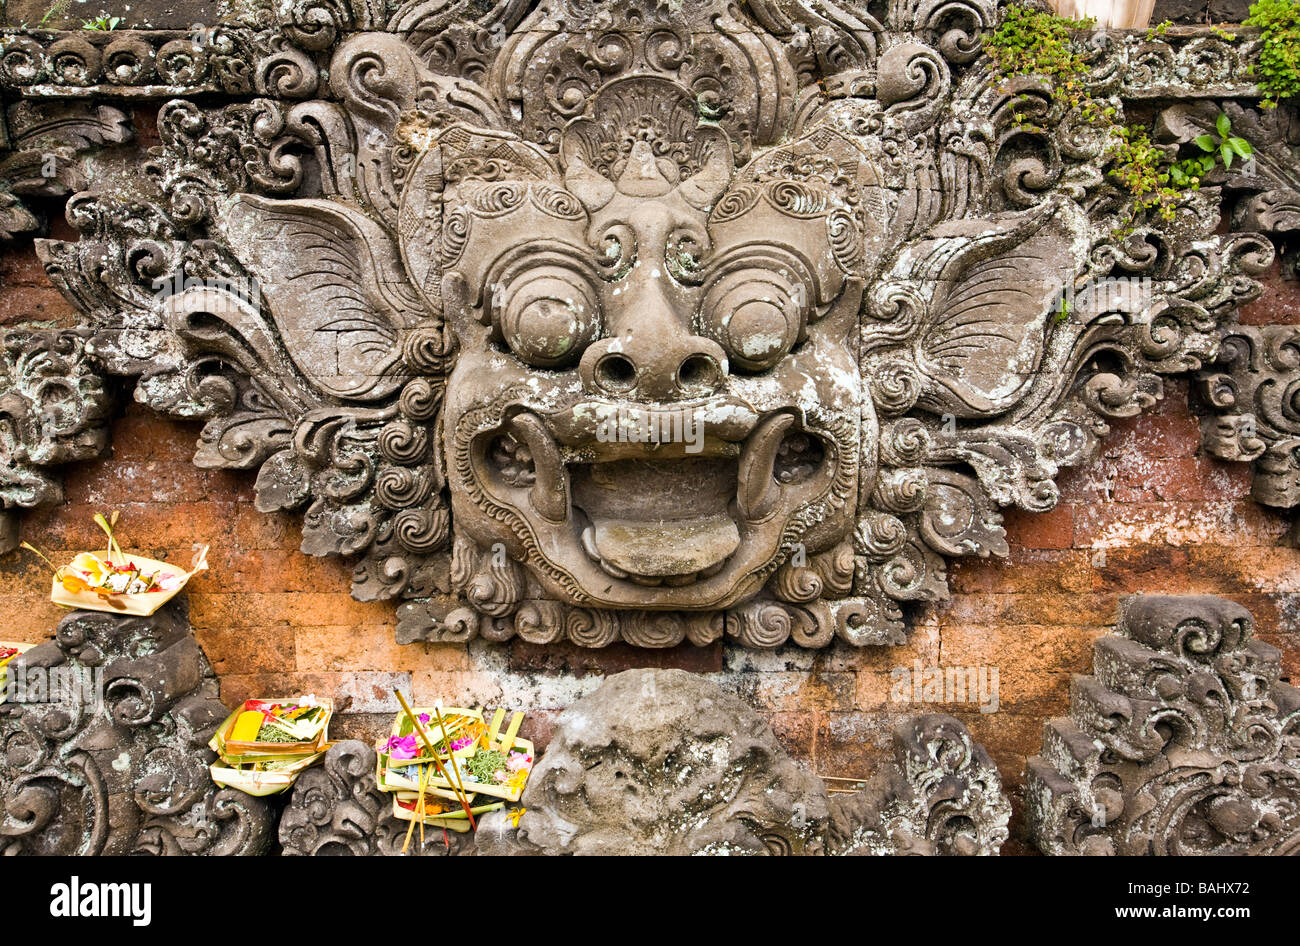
xmin=676 ymin=353 xmax=721 ymax=395
xmin=594 ymin=353 xmax=637 ymax=393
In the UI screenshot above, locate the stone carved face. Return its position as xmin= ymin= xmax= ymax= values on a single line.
xmin=404 ymin=79 xmax=881 ymax=611
xmin=36 ymin=0 xmax=1263 ymax=648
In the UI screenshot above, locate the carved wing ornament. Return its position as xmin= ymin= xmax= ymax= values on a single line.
xmin=1 ymin=0 xmax=1279 ymax=648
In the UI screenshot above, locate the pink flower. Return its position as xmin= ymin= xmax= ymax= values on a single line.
xmin=506 ymin=752 xmax=532 ymax=772
xmin=451 ymin=735 xmax=474 ymax=751
xmin=384 ymin=734 xmax=420 ymax=760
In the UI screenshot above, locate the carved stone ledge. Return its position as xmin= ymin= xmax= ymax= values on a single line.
xmin=282 ymin=669 xmax=1009 ymax=855
xmin=0 ymin=326 xmax=111 ymax=553
xmin=0 ymin=597 xmax=276 ymax=855
xmin=1026 ymin=594 xmax=1300 ymax=856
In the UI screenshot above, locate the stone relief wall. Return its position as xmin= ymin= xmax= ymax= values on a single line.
xmin=0 ymin=0 xmax=1298 ymax=855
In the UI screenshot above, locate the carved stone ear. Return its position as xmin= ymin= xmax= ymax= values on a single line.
xmin=220 ymin=195 xmax=423 ymax=402
xmin=903 ymin=200 xmax=1089 ymax=417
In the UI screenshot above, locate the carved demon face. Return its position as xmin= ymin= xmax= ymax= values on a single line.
xmin=43 ymin=1 xmax=1250 ymax=649
xmin=400 ymin=79 xmax=884 ymax=610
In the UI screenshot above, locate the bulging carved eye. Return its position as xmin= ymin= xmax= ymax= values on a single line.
xmin=495 ymin=266 xmax=601 ymax=369
xmin=699 ymin=268 xmax=809 ymax=372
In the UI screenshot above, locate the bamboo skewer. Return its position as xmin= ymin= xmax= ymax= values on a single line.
xmin=394 ymin=690 xmax=477 ymax=830
xmin=433 ymin=703 xmax=474 ymax=809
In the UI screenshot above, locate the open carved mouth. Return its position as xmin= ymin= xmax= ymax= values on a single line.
xmin=474 ymin=403 xmax=831 ymax=592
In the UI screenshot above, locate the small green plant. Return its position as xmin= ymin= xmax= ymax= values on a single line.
xmin=1106 ymin=126 xmax=1182 ymax=225
xmin=988 ymin=6 xmax=1231 ymax=236
xmin=1146 ymin=19 xmax=1172 ymax=39
xmin=1211 ymin=24 xmax=1238 ymax=41
xmin=985 ymin=6 xmax=1100 ymax=122
xmin=1169 ymin=112 xmax=1254 ymax=186
xmin=37 ymin=0 xmax=71 ymax=26
xmin=1245 ymin=0 xmax=1300 ymax=107
xmin=81 ymin=14 xmax=121 ymax=30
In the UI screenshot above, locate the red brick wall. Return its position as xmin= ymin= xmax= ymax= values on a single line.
xmin=3 ymin=165 xmax=1298 ymax=856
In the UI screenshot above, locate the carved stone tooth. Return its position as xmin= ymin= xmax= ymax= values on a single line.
xmin=581 ymin=524 xmax=600 ymax=561
xmin=598 ymin=557 xmax=630 ymax=579
xmin=737 ymin=412 xmax=792 ymax=522
xmin=504 ymin=412 xmax=569 ymax=524
xmin=699 ymin=560 xmax=726 ymax=579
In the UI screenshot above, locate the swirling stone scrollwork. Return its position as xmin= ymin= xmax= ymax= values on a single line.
xmin=281 ymin=669 xmax=1010 ymax=856
xmin=1026 ymin=595 xmax=1300 ymax=856
xmin=0 ymin=598 xmax=275 ymax=855
xmin=1197 ymin=325 xmax=1300 ymax=533
xmin=0 ymin=327 xmax=111 ymax=553
xmin=0 ymin=5 xmax=1279 ymax=648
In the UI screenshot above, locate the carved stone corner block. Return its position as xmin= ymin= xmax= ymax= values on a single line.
xmin=0 ymin=99 xmax=133 ymax=243
xmin=1 ymin=8 xmax=1273 ymax=649
xmin=1026 ymin=594 xmax=1300 ymax=856
xmin=0 ymin=596 xmax=276 ymax=855
xmin=827 ymin=713 xmax=1010 ymax=856
xmin=0 ymin=326 xmax=111 ymax=552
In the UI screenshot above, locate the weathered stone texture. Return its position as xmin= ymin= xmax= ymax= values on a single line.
xmin=1027 ymin=594 xmax=1300 ymax=855
xmin=0 ymin=598 xmax=275 ymax=854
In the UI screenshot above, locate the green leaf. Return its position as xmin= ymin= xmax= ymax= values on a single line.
xmin=1221 ymin=143 xmax=1234 ymax=168
xmin=1200 ymin=154 xmax=1217 ymax=172
xmin=1194 ymin=134 xmax=1217 ymax=152
xmin=1229 ymin=137 xmax=1254 ymax=157
xmin=1216 ymin=112 xmax=1232 ymax=138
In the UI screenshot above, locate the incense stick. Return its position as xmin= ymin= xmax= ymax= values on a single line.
xmin=394 ymin=690 xmax=477 ymax=830
xmin=433 ymin=702 xmax=474 ymax=809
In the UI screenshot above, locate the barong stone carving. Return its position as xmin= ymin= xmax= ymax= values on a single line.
xmin=0 ymin=598 xmax=276 ymax=855
xmin=0 ymin=2 xmax=1277 ymax=648
xmin=1026 ymin=594 xmax=1300 ymax=856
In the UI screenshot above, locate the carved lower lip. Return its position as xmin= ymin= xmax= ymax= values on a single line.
xmin=485 ymin=407 xmax=823 ymax=587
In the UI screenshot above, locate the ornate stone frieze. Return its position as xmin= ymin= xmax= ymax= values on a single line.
xmin=280 ymin=668 xmax=1009 ymax=855
xmin=0 ymin=4 xmax=1276 ymax=647
xmin=0 ymin=598 xmax=275 ymax=855
xmin=1154 ymin=102 xmax=1300 ymax=530
xmin=1026 ymin=594 xmax=1300 ymax=856
xmin=0 ymin=326 xmax=111 ymax=552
